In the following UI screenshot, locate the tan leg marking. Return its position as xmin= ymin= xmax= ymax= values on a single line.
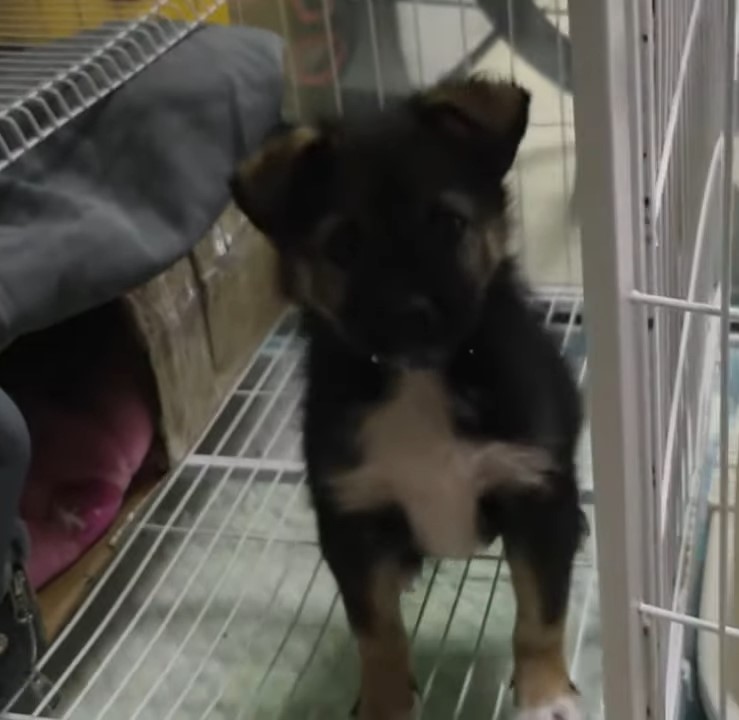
xmin=357 ymin=564 xmax=417 ymax=720
xmin=508 ymin=553 xmax=574 ymax=710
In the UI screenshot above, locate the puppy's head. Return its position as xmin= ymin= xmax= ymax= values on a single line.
xmin=232 ymin=77 xmax=530 ymax=368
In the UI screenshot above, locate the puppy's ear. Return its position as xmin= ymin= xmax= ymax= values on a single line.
xmin=418 ymin=77 xmax=530 ymax=176
xmin=230 ymin=126 xmax=335 ymax=247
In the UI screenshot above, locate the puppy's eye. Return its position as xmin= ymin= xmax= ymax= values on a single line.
xmin=325 ymin=223 xmax=357 ymax=267
xmin=429 ymin=203 xmax=468 ymax=240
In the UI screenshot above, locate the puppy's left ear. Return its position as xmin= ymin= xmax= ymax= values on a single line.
xmin=230 ymin=125 xmax=335 ymax=248
xmin=418 ymin=76 xmax=530 ymax=176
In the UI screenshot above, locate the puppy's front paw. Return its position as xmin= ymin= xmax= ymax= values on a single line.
xmin=353 ymin=691 xmax=421 ymax=720
xmin=515 ymin=693 xmax=583 ymax=720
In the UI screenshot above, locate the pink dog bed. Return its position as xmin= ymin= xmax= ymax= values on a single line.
xmin=20 ymin=363 xmax=155 ymax=589
xmin=1 ymin=305 xmax=159 ymax=590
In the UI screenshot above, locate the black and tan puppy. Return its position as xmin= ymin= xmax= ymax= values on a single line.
xmin=231 ymin=77 xmax=585 ymax=720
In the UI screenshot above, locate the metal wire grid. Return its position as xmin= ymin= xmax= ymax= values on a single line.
xmin=2 ymin=298 xmax=598 ymax=720
xmin=571 ymin=0 xmax=737 ymax=718
xmin=0 ymin=1 xmax=226 ymax=172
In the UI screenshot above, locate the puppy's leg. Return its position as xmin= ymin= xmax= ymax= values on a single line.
xmin=319 ymin=518 xmax=418 ymax=720
xmin=354 ymin=563 xmax=418 ymax=720
xmin=503 ymin=485 xmax=583 ymax=720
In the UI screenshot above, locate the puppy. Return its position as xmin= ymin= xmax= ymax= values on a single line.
xmin=231 ymin=77 xmax=585 ymax=720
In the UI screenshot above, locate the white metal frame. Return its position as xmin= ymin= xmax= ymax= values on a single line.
xmin=570 ymin=0 xmax=652 ymax=717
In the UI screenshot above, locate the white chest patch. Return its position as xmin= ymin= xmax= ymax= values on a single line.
xmin=331 ymin=370 xmax=551 ymax=558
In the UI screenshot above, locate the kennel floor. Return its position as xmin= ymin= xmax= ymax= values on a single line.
xmin=7 ymin=302 xmax=603 ymax=720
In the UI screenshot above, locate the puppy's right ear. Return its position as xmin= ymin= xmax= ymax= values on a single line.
xmin=417 ymin=77 xmax=530 ymax=178
xmin=230 ymin=126 xmax=335 ymax=247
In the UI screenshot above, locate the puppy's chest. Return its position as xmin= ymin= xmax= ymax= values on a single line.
xmin=332 ymin=371 xmax=547 ymax=558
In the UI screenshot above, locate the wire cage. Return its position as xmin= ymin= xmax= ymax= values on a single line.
xmin=5 ymin=0 xmax=736 ymax=719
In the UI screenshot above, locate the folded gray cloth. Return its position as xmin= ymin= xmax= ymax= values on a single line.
xmin=0 ymin=24 xmax=284 ymax=351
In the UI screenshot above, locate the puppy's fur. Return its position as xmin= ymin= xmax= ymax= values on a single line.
xmin=232 ymin=77 xmax=585 ymax=720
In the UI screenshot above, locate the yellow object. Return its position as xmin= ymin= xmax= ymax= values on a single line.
xmin=0 ymin=1 xmax=230 ymax=43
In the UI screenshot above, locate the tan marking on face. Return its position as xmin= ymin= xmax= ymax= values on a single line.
xmin=285 ymin=256 xmax=345 ymax=315
xmin=484 ymin=215 xmax=509 ymax=264
xmin=331 ymin=371 xmax=552 ymax=558
xmin=441 ymin=191 xmax=493 ymax=286
xmin=438 ymin=192 xmax=508 ymax=289
xmin=507 ymin=553 xmax=575 ymax=709
xmin=280 ymin=214 xmax=347 ymax=320
xmin=239 ymin=126 xmax=319 ymax=181
xmin=462 ymin=223 xmax=505 ymax=291
xmin=357 ymin=564 xmax=416 ymax=720
xmin=440 ymin=190 xmax=475 ymax=220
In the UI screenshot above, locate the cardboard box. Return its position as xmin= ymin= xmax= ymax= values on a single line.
xmin=124 ymin=206 xmax=283 ymax=465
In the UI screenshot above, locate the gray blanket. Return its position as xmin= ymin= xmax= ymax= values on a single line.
xmin=0 ymin=24 xmax=284 ymax=351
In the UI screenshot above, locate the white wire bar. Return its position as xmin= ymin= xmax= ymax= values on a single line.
xmin=320 ymin=0 xmax=343 ymax=116
xmin=0 ymin=0 xmax=226 ymax=171
xmin=640 ymin=603 xmax=739 ymax=641
xmin=570 ymin=0 xmax=655 ymax=717
xmin=717 ymin=1 xmax=736 ymax=717
xmin=276 ymin=0 xmax=302 ymax=121
xmin=366 ymin=0 xmax=386 ymax=108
